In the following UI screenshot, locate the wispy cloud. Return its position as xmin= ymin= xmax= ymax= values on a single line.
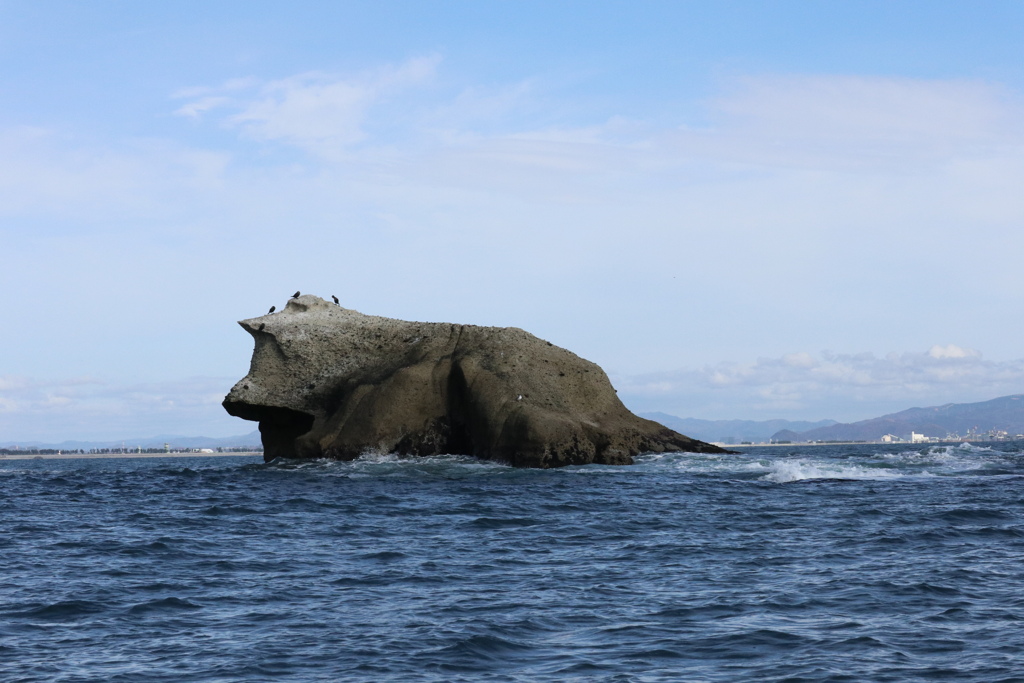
xmin=174 ymin=95 xmax=231 ymax=119
xmin=9 ymin=66 xmax=1024 ymax=229
xmin=174 ymin=55 xmax=441 ymax=156
xmin=174 ymin=68 xmax=1024 ymax=176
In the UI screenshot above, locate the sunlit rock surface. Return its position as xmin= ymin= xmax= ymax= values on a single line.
xmin=223 ymin=295 xmax=727 ymax=467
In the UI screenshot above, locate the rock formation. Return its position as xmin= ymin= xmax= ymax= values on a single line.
xmin=223 ymin=296 xmax=728 ymax=467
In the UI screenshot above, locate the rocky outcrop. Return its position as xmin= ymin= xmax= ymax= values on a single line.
xmin=223 ymin=296 xmax=728 ymax=467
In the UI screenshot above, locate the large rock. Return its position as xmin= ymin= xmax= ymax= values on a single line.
xmin=223 ymin=296 xmax=728 ymax=467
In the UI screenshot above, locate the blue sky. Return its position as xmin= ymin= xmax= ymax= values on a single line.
xmin=3 ymin=1 xmax=1024 ymax=441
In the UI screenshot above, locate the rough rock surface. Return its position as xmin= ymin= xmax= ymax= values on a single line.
xmin=223 ymin=296 xmax=728 ymax=467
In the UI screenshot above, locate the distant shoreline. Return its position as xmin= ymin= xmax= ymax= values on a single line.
xmin=0 ymin=451 xmax=264 ymax=461
xmin=722 ymin=439 xmax=1005 ymax=449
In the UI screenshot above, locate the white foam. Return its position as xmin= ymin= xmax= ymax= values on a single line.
xmin=885 ymin=443 xmax=994 ymax=459
xmin=0 ymin=468 xmax=32 ymax=476
xmin=353 ymin=450 xmax=403 ymax=463
xmin=759 ymin=458 xmax=907 ymax=483
xmin=874 ymin=442 xmax=1017 ymax=474
xmin=342 ymin=452 xmax=510 ymax=479
xmin=257 ymin=444 xmax=1021 ymax=481
xmin=634 ymin=451 xmax=768 ymax=472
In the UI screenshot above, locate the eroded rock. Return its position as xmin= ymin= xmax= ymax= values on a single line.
xmin=223 ymin=296 xmax=728 ymax=467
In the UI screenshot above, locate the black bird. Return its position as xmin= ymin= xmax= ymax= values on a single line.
xmin=258 ymin=323 xmax=266 ymax=331
xmin=268 ymin=305 xmax=276 ymax=314
xmin=291 ymin=291 xmax=300 ymax=298
xmin=332 ymin=295 xmax=339 ymax=305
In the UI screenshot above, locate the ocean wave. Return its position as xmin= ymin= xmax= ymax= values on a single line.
xmin=759 ymin=459 xmax=911 ymax=483
xmin=7 ymin=600 xmax=107 ymax=621
xmin=873 ymin=443 xmax=1021 ymax=476
xmin=633 ymin=452 xmax=908 ymax=482
xmin=234 ymin=445 xmax=1024 ymax=483
xmin=632 ymin=451 xmax=769 ymax=473
xmin=434 ymin=633 xmax=537 ymax=660
xmin=464 ymin=516 xmax=544 ymax=530
xmin=356 ymin=550 xmax=409 ymax=562
xmin=127 ymin=597 xmax=202 ymax=614
xmin=934 ymin=508 xmax=1014 ymax=523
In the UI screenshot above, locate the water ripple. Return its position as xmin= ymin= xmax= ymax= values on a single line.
xmin=1 ymin=445 xmax=1024 ymax=681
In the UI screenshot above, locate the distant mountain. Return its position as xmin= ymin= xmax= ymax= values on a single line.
xmin=641 ymin=413 xmax=837 ymax=444
xmin=770 ymin=395 xmax=1024 ymax=442
xmin=0 ymin=431 xmax=262 ymax=451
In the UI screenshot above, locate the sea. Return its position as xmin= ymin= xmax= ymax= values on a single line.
xmin=3 ymin=442 xmax=1024 ymax=682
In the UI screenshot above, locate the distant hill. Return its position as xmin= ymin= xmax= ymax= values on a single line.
xmin=0 ymin=431 xmax=262 ymax=451
xmin=641 ymin=413 xmax=837 ymax=443
xmin=770 ymin=394 xmax=1024 ymax=442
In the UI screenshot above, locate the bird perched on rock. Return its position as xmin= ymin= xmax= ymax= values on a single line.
xmin=332 ymin=295 xmax=339 ymax=305
xmin=258 ymin=323 xmax=266 ymax=331
xmin=268 ymin=305 xmax=276 ymax=314
xmin=291 ymin=291 xmax=300 ymax=298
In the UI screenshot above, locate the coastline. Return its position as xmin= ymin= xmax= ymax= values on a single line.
xmin=0 ymin=451 xmax=264 ymax=461
xmin=722 ymin=439 xmax=997 ymax=449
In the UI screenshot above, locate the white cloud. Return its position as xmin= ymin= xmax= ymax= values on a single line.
xmin=694 ymin=75 xmax=1021 ymax=172
xmin=174 ymin=55 xmax=441 ymax=156
xmin=782 ymin=352 xmax=816 ymax=368
xmin=421 ymin=79 xmax=544 ymax=137
xmin=5 ymin=63 xmax=1024 ymax=438
xmin=172 ymin=77 xmax=260 ymax=101
xmin=616 ymin=347 xmax=1024 ymax=422
xmin=231 ymin=73 xmax=371 ymax=148
xmin=409 ymin=74 xmax=1024 ymax=184
xmin=9 ymin=68 xmax=1024 ymax=233
xmin=928 ymin=344 xmax=979 ymax=359
xmin=0 ymin=375 xmax=31 ymax=392
xmin=0 ymin=375 xmax=247 ymax=442
xmin=0 ymin=127 xmax=230 ymax=221
xmin=714 ymin=76 xmax=1010 ymax=140
xmin=174 ymin=95 xmax=231 ymax=119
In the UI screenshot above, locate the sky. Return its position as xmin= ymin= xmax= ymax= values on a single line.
xmin=3 ymin=1 xmax=1024 ymax=442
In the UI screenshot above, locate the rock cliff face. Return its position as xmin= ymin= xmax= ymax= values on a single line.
xmin=223 ymin=296 xmax=728 ymax=467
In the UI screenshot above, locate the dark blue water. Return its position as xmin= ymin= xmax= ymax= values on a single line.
xmin=3 ymin=443 xmax=1024 ymax=682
